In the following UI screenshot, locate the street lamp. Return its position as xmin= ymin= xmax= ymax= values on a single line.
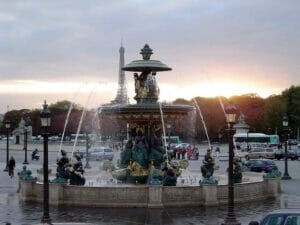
xmin=222 ymin=105 xmax=240 ymax=225
xmin=40 ymin=100 xmax=52 ymax=224
xmin=23 ymin=117 xmax=31 ymax=165
xmin=3 ymin=120 xmax=11 ymax=171
xmin=282 ymin=115 xmax=291 ymax=180
xmin=85 ymin=125 xmax=91 ymax=169
xmin=166 ymin=124 xmax=171 ymax=150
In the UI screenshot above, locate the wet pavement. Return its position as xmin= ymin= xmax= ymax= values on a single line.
xmin=1 ymin=142 xmax=300 ymax=225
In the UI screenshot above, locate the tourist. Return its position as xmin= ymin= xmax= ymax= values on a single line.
xmin=8 ymin=156 xmax=16 ymax=178
xmin=215 ymin=146 xmax=220 ymax=158
xmin=187 ymin=146 xmax=193 ymax=160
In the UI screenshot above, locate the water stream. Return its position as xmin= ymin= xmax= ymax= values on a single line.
xmin=59 ymin=83 xmax=85 ymax=156
xmin=72 ymin=88 xmax=95 ymax=156
xmin=193 ymin=98 xmax=211 ymax=150
xmin=158 ymin=102 xmax=167 ymax=156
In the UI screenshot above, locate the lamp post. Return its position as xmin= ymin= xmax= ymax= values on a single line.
xmin=23 ymin=117 xmax=31 ymax=165
xmin=4 ymin=120 xmax=11 ymax=172
xmin=281 ymin=115 xmax=291 ymax=180
xmin=85 ymin=126 xmax=91 ymax=169
xmin=222 ymin=105 xmax=240 ymax=225
xmin=166 ymin=124 xmax=171 ymax=150
xmin=40 ymin=100 xmax=52 ymax=224
xmin=246 ymin=131 xmax=250 ymax=152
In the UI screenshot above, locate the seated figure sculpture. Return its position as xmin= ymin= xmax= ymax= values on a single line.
xmin=233 ymin=156 xmax=243 ymax=183
xmin=121 ymin=127 xmax=148 ymax=169
xmin=201 ymin=148 xmax=215 ymax=178
xmin=149 ymin=127 xmax=166 ymax=168
xmin=69 ymin=153 xmax=85 ymax=186
xmin=163 ymin=168 xmax=177 ymax=186
xmin=56 ymin=150 xmax=69 ymax=181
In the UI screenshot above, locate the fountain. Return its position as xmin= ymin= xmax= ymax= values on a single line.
xmin=18 ymin=44 xmax=281 ymax=209
xmin=101 ymin=44 xmax=194 ymax=184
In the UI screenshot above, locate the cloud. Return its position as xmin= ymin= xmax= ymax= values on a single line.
xmin=0 ymin=0 xmax=299 ymax=113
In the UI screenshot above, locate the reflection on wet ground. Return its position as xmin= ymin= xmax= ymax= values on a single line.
xmin=1 ymin=188 xmax=280 ymax=225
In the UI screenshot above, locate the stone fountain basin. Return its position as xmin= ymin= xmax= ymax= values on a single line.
xmin=19 ymin=169 xmax=280 ymax=208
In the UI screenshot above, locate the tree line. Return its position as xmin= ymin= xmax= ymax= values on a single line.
xmin=1 ymin=85 xmax=299 ymax=142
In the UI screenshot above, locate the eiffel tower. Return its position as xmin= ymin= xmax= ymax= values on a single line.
xmin=113 ymin=43 xmax=128 ymax=104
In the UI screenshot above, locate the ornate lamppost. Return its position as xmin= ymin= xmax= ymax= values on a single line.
xmin=222 ymin=105 xmax=240 ymax=225
xmin=23 ymin=117 xmax=31 ymax=165
xmin=85 ymin=125 xmax=91 ymax=169
xmin=40 ymin=100 xmax=52 ymax=224
xmin=4 ymin=120 xmax=11 ymax=171
xmin=281 ymin=115 xmax=291 ymax=180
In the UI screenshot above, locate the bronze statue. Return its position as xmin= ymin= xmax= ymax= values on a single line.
xmin=201 ymin=148 xmax=215 ymax=178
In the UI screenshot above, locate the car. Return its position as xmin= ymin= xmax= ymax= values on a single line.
xmin=274 ymin=149 xmax=298 ymax=160
xmin=243 ymin=159 xmax=277 ymax=173
xmin=248 ymin=209 xmax=300 ymax=225
xmin=174 ymin=143 xmax=191 ymax=150
xmin=73 ymin=149 xmax=86 ymax=158
xmin=245 ymin=147 xmax=275 ymax=160
xmin=88 ymin=147 xmax=114 ymax=161
xmin=288 ymin=139 xmax=299 ymax=146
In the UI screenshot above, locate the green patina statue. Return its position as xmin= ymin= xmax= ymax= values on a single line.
xmin=18 ymin=166 xmax=37 ymax=181
xmin=200 ymin=149 xmax=218 ymax=184
xmin=233 ymin=156 xmax=243 ymax=183
xmin=263 ymin=166 xmax=281 ymax=179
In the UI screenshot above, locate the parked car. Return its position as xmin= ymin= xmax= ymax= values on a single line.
xmin=73 ymin=149 xmax=86 ymax=158
xmin=243 ymin=159 xmax=277 ymax=173
xmin=274 ymin=149 xmax=298 ymax=160
xmin=174 ymin=143 xmax=191 ymax=150
xmin=248 ymin=209 xmax=300 ymax=225
xmin=88 ymin=147 xmax=114 ymax=161
xmin=245 ymin=147 xmax=275 ymax=160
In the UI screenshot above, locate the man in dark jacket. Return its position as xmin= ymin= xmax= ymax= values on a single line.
xmin=8 ymin=156 xmax=16 ymax=178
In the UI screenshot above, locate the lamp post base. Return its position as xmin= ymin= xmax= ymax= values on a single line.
xmin=41 ymin=217 xmax=52 ymax=225
xmin=23 ymin=161 xmax=29 ymax=165
xmin=85 ymin=163 xmax=91 ymax=169
xmin=222 ymin=217 xmax=241 ymax=225
xmin=3 ymin=166 xmax=8 ymax=172
xmin=281 ymin=174 xmax=292 ymax=180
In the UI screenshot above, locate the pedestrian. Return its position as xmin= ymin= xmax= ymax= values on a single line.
xmin=215 ymin=146 xmax=220 ymax=158
xmin=8 ymin=156 xmax=16 ymax=178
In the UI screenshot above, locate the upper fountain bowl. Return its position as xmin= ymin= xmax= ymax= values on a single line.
xmin=122 ymin=44 xmax=172 ymax=72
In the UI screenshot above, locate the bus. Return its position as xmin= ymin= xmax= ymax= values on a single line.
xmin=163 ymin=136 xmax=181 ymax=148
xmin=234 ymin=133 xmax=279 ymax=149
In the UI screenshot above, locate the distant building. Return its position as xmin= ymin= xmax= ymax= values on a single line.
xmin=111 ymin=44 xmax=128 ymax=105
xmin=12 ymin=117 xmax=32 ymax=144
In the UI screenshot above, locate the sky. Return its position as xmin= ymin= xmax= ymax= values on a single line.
xmin=0 ymin=0 xmax=300 ymax=113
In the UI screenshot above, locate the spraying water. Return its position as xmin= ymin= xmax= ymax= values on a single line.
xmin=94 ymin=106 xmax=102 ymax=144
xmin=159 ymin=102 xmax=167 ymax=155
xmin=72 ymin=88 xmax=96 ymax=156
xmin=217 ymin=96 xmax=226 ymax=118
xmin=58 ymin=83 xmax=85 ymax=156
xmin=193 ymin=98 xmax=211 ymax=150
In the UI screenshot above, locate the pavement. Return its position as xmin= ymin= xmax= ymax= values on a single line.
xmin=1 ymin=141 xmax=300 ymax=225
